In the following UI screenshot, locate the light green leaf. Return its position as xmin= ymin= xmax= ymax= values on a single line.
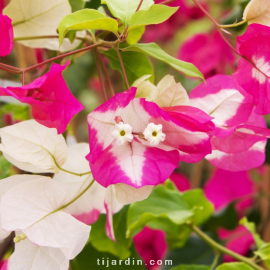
xmin=240 ymin=217 xmax=265 ymax=249
xmin=89 ymin=206 xmax=132 ymax=260
xmin=128 ymin=4 xmax=178 ymax=32
xmin=0 ymin=155 xmax=13 ymax=180
xmin=69 ymin=0 xmax=85 ymax=12
xmin=101 ymin=49 xmax=154 ymax=88
xmin=171 ymin=265 xmax=210 ymax=270
xmin=216 ymin=263 xmax=253 ymax=270
xmin=101 ymin=0 xmax=154 ymax=25
xmin=127 ymin=184 xmax=193 ymax=238
xmin=127 ymin=182 xmax=213 ymax=239
xmin=255 ymin=244 xmax=270 ymax=261
xmin=122 ymin=43 xmax=204 ymax=80
xmin=182 ymin=189 xmax=214 ymax=226
xmin=126 ymin=26 xmax=145 ymax=44
xmin=58 ymin=9 xmax=118 ymax=45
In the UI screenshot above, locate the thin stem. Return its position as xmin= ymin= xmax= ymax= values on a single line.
xmin=58 ymin=179 xmax=95 ymax=211
xmin=136 ymin=0 xmax=144 ymax=12
xmin=218 ymin=29 xmax=241 ymax=56
xmin=99 ymin=53 xmax=115 ymax=97
xmin=51 ymin=154 xmax=91 ymax=177
xmin=192 ymin=0 xmax=219 ymax=27
xmin=219 ymin=20 xmax=247 ymax=28
xmin=210 ymin=252 xmax=220 ymax=270
xmin=190 ymin=225 xmax=265 ymax=270
xmin=116 ymin=47 xmax=130 ymax=89
xmin=24 ymin=42 xmax=103 ymax=73
xmin=94 ymin=48 xmax=108 ymax=101
xmin=0 ymin=62 xmax=22 ymax=72
xmin=0 ymin=66 xmax=21 ymax=74
xmin=22 ymin=71 xmax=25 ymax=86
xmin=160 ymin=0 xmax=177 ymax=4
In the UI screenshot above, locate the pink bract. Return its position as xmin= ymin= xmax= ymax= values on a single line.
xmin=87 ymin=88 xmax=213 ymax=188
xmin=169 ymin=172 xmax=190 ymax=191
xmin=232 ymin=24 xmax=270 ymax=114
xmin=133 ymin=227 xmax=167 ymax=270
xmin=0 ymin=15 xmax=13 ymax=57
xmin=1 ymin=62 xmax=84 ymax=134
xmin=178 ymin=31 xmax=235 ymax=78
xmin=204 ymin=168 xmax=254 ymax=213
xmin=218 ymin=226 xmax=255 ymax=262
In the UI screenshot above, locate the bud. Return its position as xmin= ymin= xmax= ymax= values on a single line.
xmin=14 ymin=236 xmax=21 ymax=243
xmin=20 ymin=233 xmax=27 ymax=240
xmin=114 ymin=116 xmax=123 ymax=124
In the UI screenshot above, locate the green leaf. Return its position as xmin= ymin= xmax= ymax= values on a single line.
xmin=126 ymin=26 xmax=145 ymax=44
xmin=255 ymin=244 xmax=270 ymax=261
xmin=128 ymin=4 xmax=178 ymax=32
xmin=0 ymin=104 xmax=29 ymax=121
xmin=68 ymin=0 xmax=86 ymax=12
xmin=216 ymin=263 xmax=253 ymax=270
xmin=171 ymin=265 xmax=210 ymax=270
xmin=127 ymin=184 xmax=193 ymax=238
xmin=127 ymin=183 xmax=213 ymax=239
xmin=101 ymin=0 xmax=154 ymax=25
xmin=0 ymin=155 xmax=13 ymax=180
xmin=101 ymin=49 xmax=154 ymax=88
xmin=85 ymin=0 xmax=101 ymax=9
xmin=240 ymin=217 xmax=265 ymax=249
xmin=161 ymin=235 xmax=222 ymax=270
xmin=90 ymin=206 xmax=132 ymax=260
xmin=71 ymin=243 xmax=146 ymax=269
xmin=182 ymin=189 xmax=214 ymax=226
xmin=58 ymin=9 xmax=118 ymax=45
xmin=122 ymin=43 xmax=204 ymax=80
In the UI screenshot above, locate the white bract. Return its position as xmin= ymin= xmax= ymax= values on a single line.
xmin=0 ymin=176 xmax=91 ymax=259
xmin=54 ymin=143 xmax=154 ymax=240
xmin=0 ymin=120 xmax=68 ymax=173
xmin=243 ymin=0 xmax=270 ymax=26
xmin=133 ymin=75 xmax=189 ymax=107
xmin=3 ymin=0 xmax=86 ymax=52
xmin=143 ymin=123 xmax=166 ymax=146
xmin=111 ymin=122 xmax=134 ymax=145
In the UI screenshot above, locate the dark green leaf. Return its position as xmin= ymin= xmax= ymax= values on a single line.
xmin=171 ymin=265 xmax=210 ymax=270
xmin=85 ymin=0 xmax=101 ymax=9
xmin=128 ymin=4 xmax=178 ymax=32
xmin=161 ymin=235 xmax=222 ymax=270
xmin=90 ymin=206 xmax=132 ymax=260
xmin=122 ymin=43 xmax=204 ymax=80
xmin=203 ymin=203 xmax=238 ymax=233
xmin=68 ymin=0 xmax=86 ymax=12
xmin=101 ymin=49 xmax=154 ymax=88
xmin=71 ymin=243 xmax=146 ymax=269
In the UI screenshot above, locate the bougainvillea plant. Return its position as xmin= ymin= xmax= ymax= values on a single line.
xmin=1 ymin=0 xmax=270 ymax=269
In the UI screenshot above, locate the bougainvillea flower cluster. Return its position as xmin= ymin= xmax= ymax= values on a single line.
xmin=87 ymin=87 xmax=214 ymax=188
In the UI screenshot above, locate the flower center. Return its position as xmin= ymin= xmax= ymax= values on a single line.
xmin=120 ymin=130 xmax=126 ymax=136
xmin=152 ymin=131 xmax=157 ymax=137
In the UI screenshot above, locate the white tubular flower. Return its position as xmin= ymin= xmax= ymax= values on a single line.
xmin=112 ymin=122 xmax=133 ymax=145
xmin=143 ymin=123 xmax=166 ymax=146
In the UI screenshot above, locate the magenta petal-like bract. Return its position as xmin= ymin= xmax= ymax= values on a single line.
xmin=0 ymin=15 xmax=13 ymax=57
xmin=4 ymin=62 xmax=84 ymax=134
xmin=233 ymin=24 xmax=270 ymax=114
xmin=87 ymin=88 xmax=213 ymax=188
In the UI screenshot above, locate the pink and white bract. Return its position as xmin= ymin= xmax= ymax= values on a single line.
xmin=233 ymin=23 xmax=270 ymax=115
xmin=87 ymin=87 xmax=213 ymax=188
